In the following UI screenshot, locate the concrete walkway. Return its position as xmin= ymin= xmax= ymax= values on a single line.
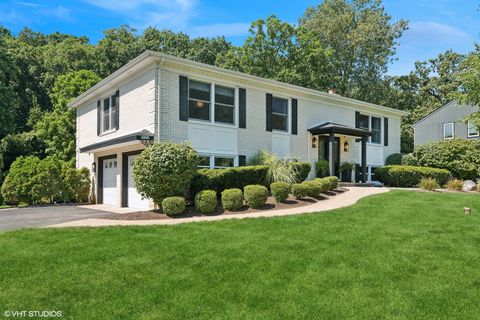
xmin=49 ymin=187 xmax=389 ymax=228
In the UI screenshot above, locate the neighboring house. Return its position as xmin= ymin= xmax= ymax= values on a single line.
xmin=413 ymin=101 xmax=479 ymax=146
xmin=70 ymin=51 xmax=406 ymax=209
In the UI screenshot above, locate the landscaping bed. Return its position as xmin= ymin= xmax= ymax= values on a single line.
xmin=100 ymin=192 xmax=343 ymax=220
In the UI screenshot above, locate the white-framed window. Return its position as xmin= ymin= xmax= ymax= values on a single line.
xmin=197 ymin=154 xmax=236 ymax=169
xmin=358 ymin=113 xmax=382 ymax=144
xmin=188 ymin=79 xmax=236 ymax=125
xmin=100 ymin=92 xmax=118 ymax=134
xmin=468 ymin=121 xmax=479 ymax=137
xmin=272 ymin=96 xmax=289 ymax=132
xmin=443 ymin=122 xmax=454 ymax=139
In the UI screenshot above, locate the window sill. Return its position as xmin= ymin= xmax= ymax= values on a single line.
xmin=188 ymin=119 xmax=237 ymax=129
xmin=99 ymin=129 xmax=117 ymax=137
xmin=468 ymin=135 xmax=479 ymax=138
xmin=272 ymin=130 xmax=290 ymax=135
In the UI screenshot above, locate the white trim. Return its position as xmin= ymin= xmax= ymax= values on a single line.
xmin=443 ymin=122 xmax=454 ymax=140
xmin=467 ymin=121 xmax=479 ymax=138
xmin=197 ymin=153 xmax=237 ymax=169
xmin=68 ymin=51 xmax=407 ymax=117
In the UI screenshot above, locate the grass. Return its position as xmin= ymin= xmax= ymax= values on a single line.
xmin=1 ymin=190 xmax=480 ymax=319
xmin=0 ymin=205 xmax=11 ymax=209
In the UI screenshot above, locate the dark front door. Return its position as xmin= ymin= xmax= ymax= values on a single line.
xmin=318 ymin=136 xmax=340 ymax=177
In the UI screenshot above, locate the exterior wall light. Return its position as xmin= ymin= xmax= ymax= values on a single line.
xmin=91 ymin=162 xmax=96 ymax=173
xmin=344 ymin=141 xmax=349 ymax=152
xmin=312 ymin=137 xmax=317 ymax=148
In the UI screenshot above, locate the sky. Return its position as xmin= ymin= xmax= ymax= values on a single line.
xmin=0 ymin=0 xmax=479 ymax=75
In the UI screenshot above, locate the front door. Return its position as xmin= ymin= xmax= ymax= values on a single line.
xmin=318 ymin=136 xmax=340 ymax=177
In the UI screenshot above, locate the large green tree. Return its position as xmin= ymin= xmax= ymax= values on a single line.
xmin=455 ymin=46 xmax=480 ymax=126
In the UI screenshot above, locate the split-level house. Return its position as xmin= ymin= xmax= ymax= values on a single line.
xmin=70 ymin=51 xmax=407 ymax=210
xmin=413 ymin=100 xmax=479 ymax=146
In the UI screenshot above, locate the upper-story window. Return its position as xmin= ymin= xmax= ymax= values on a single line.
xmin=468 ymin=121 xmax=479 ymax=137
xmin=189 ymin=80 xmax=211 ymax=121
xmin=188 ymin=79 xmax=236 ymax=125
xmin=272 ymin=97 xmax=288 ymax=131
xmin=358 ymin=113 xmax=382 ymax=144
xmin=443 ymin=122 xmax=454 ymax=139
xmin=100 ymin=92 xmax=118 ymax=134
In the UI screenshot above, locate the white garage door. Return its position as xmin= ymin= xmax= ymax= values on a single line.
xmin=102 ymin=158 xmax=117 ymax=205
xmin=127 ymin=155 xmax=150 ymax=210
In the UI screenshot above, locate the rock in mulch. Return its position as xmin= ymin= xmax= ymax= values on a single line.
xmin=463 ymin=180 xmax=476 ymax=192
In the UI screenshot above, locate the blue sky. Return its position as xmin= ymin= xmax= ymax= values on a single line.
xmin=0 ymin=0 xmax=479 ymax=75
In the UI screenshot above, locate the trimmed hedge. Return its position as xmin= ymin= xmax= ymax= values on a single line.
xmin=221 ymin=188 xmax=244 ymax=211
xmin=194 ymin=190 xmax=217 ymax=214
xmin=270 ymin=182 xmax=290 ymax=203
xmin=323 ymin=176 xmax=339 ymax=190
xmin=244 ymin=185 xmax=268 ymax=208
xmin=313 ymin=178 xmax=330 ymax=192
xmin=375 ymin=165 xmax=452 ymax=187
xmin=190 ymin=165 xmax=268 ymax=195
xmin=302 ymin=181 xmax=321 ymax=197
xmin=401 ymin=153 xmax=418 ymax=166
xmin=413 ymin=139 xmax=480 ymax=180
xmin=291 ymin=183 xmax=310 ymax=199
xmin=289 ymin=162 xmax=311 ymax=183
xmin=162 ymin=196 xmax=186 ymax=216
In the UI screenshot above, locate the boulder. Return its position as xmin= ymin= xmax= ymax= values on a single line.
xmin=463 ymin=180 xmax=476 ymax=192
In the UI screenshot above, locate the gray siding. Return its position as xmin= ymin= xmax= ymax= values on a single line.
xmin=413 ymin=101 xmax=479 ymax=146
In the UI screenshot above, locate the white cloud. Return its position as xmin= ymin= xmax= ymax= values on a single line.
xmin=190 ymin=22 xmax=251 ymax=38
xmin=82 ymin=0 xmax=197 ymax=30
xmin=407 ymin=21 xmax=471 ymax=44
xmin=41 ymin=6 xmax=72 ymax=21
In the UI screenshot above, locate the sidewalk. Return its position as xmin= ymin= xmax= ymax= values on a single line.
xmin=48 ymin=187 xmax=390 ymax=228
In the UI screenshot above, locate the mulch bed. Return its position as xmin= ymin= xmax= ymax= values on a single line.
xmin=99 ymin=189 xmax=347 ymax=221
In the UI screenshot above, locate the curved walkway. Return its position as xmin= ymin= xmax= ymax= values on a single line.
xmin=49 ymin=187 xmax=390 ymax=228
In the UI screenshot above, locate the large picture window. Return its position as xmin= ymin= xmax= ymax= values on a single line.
xmin=189 ymin=80 xmax=236 ymax=125
xmin=272 ymin=97 xmax=288 ymax=131
xmin=468 ymin=121 xmax=479 ymax=137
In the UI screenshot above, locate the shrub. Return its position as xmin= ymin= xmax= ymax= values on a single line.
xmin=162 ymin=197 xmax=186 ymax=215
xmin=413 ymin=139 xmax=480 ymax=180
xmin=243 ymin=185 xmax=268 ymax=208
xmin=323 ymin=176 xmax=339 ymax=190
xmin=419 ymin=178 xmax=439 ymax=191
xmin=313 ymin=178 xmax=330 ymax=192
xmin=270 ymin=182 xmax=290 ymax=203
xmin=291 ymin=183 xmax=310 ymax=199
xmin=1 ymin=156 xmax=40 ymax=204
xmin=316 ymin=159 xmax=329 ymax=177
xmin=221 ymin=188 xmax=244 ymax=211
xmin=133 ymin=142 xmax=198 ymax=204
xmin=386 ymin=153 xmax=403 ymax=165
xmin=289 ymin=162 xmax=311 ymax=183
xmin=61 ymin=166 xmax=91 ymax=203
xmin=446 ymin=179 xmax=464 ymax=191
xmin=375 ymin=165 xmax=452 ymax=187
xmin=401 ymin=153 xmax=418 ymax=166
xmin=31 ymin=156 xmax=63 ymax=204
xmin=190 ymin=165 xmax=268 ymax=195
xmin=248 ymin=150 xmax=296 ymax=184
xmin=194 ymin=190 xmax=217 ymax=214
xmin=302 ymin=181 xmax=321 ymax=197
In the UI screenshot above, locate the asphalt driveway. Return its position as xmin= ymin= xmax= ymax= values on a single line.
xmin=0 ymin=206 xmax=110 ymax=232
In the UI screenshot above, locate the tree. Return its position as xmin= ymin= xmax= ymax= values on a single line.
xmin=34 ymin=70 xmax=100 ymax=162
xmin=455 ymin=47 xmax=480 ymax=126
xmin=0 ymin=34 xmax=19 ymax=137
xmin=299 ymin=0 xmax=407 ymax=101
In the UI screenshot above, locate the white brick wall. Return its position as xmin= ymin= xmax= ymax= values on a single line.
xmin=159 ymin=69 xmax=188 ymax=142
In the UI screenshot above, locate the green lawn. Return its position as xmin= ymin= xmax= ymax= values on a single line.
xmin=1 ymin=190 xmax=479 ymax=319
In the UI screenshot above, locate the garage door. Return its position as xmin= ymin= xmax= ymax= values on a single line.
xmin=103 ymin=158 xmax=118 ymax=205
xmin=127 ymin=155 xmax=150 ymax=210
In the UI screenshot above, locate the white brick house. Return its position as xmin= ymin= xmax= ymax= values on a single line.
xmin=70 ymin=51 xmax=407 ymax=209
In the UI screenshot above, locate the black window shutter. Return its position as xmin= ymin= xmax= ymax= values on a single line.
xmin=112 ymin=90 xmax=119 ymax=130
xmin=266 ymin=93 xmax=272 ymax=132
xmin=179 ymin=75 xmax=188 ymax=121
xmin=291 ymin=98 xmax=298 ymax=135
xmin=355 ymin=111 xmax=360 ymax=128
xmin=239 ymin=88 xmax=246 ymax=129
xmin=239 ymin=155 xmax=246 ymax=166
xmin=97 ymin=100 xmax=101 ymax=136
xmin=384 ymin=117 xmax=389 ymax=146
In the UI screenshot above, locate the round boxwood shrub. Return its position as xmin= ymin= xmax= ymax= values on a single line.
xmin=291 ymin=183 xmax=310 ymax=199
xmin=221 ymin=188 xmax=244 ymax=211
xmin=270 ymin=181 xmax=290 ymax=203
xmin=243 ymin=184 xmax=268 ymax=208
xmin=162 ymin=196 xmax=186 ymax=216
xmin=133 ymin=142 xmax=198 ymax=204
xmin=401 ymin=153 xmax=418 ymax=166
xmin=323 ymin=176 xmax=339 ymax=190
xmin=386 ymin=153 xmax=403 ymax=165
xmin=194 ymin=190 xmax=217 ymax=214
xmin=313 ymin=178 xmax=330 ymax=193
xmin=303 ymin=181 xmax=321 ymax=197
xmin=289 ymin=162 xmax=312 ymax=183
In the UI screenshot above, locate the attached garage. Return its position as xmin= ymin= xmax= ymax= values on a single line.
xmin=101 ymin=157 xmax=118 ymax=206
xmin=125 ymin=154 xmax=150 ymax=210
